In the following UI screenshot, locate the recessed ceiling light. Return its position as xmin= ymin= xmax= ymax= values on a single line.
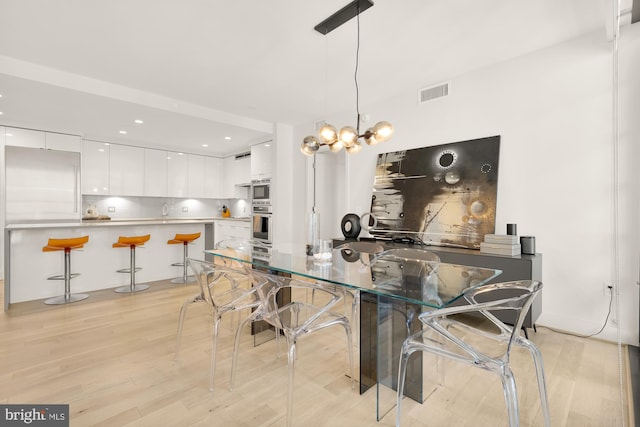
xmin=0 ymin=112 xmax=4 ymax=115
xmin=178 ymin=152 xmax=184 ymax=155
xmin=119 ymin=130 xmax=127 ymax=134
xmin=224 ymin=136 xmax=231 ymax=140
xmin=202 ymin=144 xmax=208 ymax=147
xmin=264 ymin=143 xmax=271 ymax=147
xmin=6 ymin=133 xmax=13 ymax=137
xmin=134 ymin=119 xmax=143 ymax=124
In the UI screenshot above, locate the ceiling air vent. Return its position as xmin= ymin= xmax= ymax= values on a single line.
xmin=418 ymin=82 xmax=450 ymax=104
xmin=235 ymin=152 xmax=251 ymax=160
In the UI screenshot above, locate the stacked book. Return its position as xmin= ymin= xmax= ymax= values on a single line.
xmin=480 ymin=234 xmax=521 ymax=256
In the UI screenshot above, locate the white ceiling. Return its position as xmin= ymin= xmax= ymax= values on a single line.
xmin=0 ymin=0 xmax=630 ymax=157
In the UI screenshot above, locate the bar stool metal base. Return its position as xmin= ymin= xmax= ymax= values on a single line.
xmin=44 ymin=293 xmax=89 ymax=305
xmin=115 ymin=284 xmax=149 ymax=293
xmin=170 ymin=276 xmax=197 ymax=284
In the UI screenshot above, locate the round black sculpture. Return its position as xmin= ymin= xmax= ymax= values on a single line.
xmin=341 ymin=213 xmax=361 ymax=239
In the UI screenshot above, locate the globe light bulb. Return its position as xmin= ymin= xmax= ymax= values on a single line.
xmin=318 ymin=124 xmax=338 ymax=144
xmin=300 ymin=135 xmax=320 ymax=155
xmin=329 ymin=139 xmax=344 ymax=152
xmin=363 ymin=128 xmax=379 ymax=145
xmin=373 ymin=121 xmax=393 ymax=143
xmin=345 ymin=141 xmax=363 ymax=154
xmin=338 ymin=126 xmax=358 ymax=147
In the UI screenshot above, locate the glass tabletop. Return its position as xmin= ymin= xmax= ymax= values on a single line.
xmin=204 ymin=247 xmax=502 ymax=309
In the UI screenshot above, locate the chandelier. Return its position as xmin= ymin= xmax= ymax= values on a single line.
xmin=300 ymin=0 xmax=393 ymax=156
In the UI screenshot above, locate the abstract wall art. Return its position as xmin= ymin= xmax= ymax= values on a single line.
xmin=369 ymin=135 xmax=500 ymax=249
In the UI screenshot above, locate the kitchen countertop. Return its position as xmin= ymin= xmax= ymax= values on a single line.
xmin=5 ymin=217 xmax=251 ymax=230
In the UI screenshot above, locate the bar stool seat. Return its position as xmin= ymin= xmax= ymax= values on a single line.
xmin=167 ymin=232 xmax=201 ymax=284
xmin=113 ymin=234 xmax=151 ymax=293
xmin=43 ymin=236 xmax=89 ymax=305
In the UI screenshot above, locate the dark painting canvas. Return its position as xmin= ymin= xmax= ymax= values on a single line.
xmin=369 ymin=135 xmax=500 ymax=249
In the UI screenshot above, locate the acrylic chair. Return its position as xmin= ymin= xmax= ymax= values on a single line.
xmin=230 ymin=269 xmax=355 ymax=427
xmin=334 ymin=241 xmax=385 ymax=341
xmin=182 ymin=258 xmax=265 ymax=393
xmin=174 ymin=239 xmax=268 ymax=361
xmin=395 ymin=280 xmax=550 ymax=427
xmin=369 ymin=248 xmax=442 ymax=335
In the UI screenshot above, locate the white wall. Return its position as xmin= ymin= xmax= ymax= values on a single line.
xmin=292 ymin=28 xmax=640 ymax=345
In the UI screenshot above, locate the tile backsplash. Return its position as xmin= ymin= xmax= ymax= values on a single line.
xmin=83 ymin=196 xmax=250 ymax=219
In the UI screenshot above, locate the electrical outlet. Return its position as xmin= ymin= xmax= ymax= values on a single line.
xmin=603 ymin=282 xmax=613 ymax=296
xmin=108 ymin=206 xmax=115 ymax=212
xmin=182 ymin=207 xmax=188 ymax=212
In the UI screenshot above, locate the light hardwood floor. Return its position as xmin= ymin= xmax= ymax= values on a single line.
xmin=0 ymin=279 xmax=632 ymax=426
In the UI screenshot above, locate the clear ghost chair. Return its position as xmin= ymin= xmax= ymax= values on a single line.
xmin=369 ymin=248 xmax=442 ymax=334
xmin=333 ymin=241 xmax=385 ymax=341
xmin=395 ymin=280 xmax=550 ymax=427
xmin=230 ymin=269 xmax=355 ymax=427
xmin=174 ymin=239 xmax=268 ymax=361
xmin=183 ymin=258 xmax=264 ymax=393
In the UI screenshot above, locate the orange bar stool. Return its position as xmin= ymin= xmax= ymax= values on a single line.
xmin=113 ymin=234 xmax=151 ymax=293
xmin=167 ymin=232 xmax=201 ymax=284
xmin=42 ymin=236 xmax=90 ymax=305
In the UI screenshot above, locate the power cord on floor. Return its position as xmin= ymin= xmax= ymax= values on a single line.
xmin=538 ymin=289 xmax=613 ymax=339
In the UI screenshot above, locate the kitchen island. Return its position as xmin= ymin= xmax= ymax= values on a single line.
xmin=3 ymin=217 xmax=250 ymax=309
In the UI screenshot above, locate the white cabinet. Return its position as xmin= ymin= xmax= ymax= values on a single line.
xmin=251 ymin=141 xmax=273 ymax=180
xmin=82 ymin=140 xmax=110 ymax=195
xmin=45 ymin=133 xmax=81 ymax=152
xmin=187 ymin=154 xmax=205 ymax=198
xmin=109 ymin=144 xmax=144 ymax=196
xmin=5 ymin=128 xmax=81 ymax=152
xmin=205 ymin=156 xmax=223 ymax=199
xmin=144 ymin=149 xmax=168 ymax=197
xmin=167 ymin=152 xmax=188 ymax=197
xmin=5 ymin=128 xmax=45 ymax=148
xmin=222 ymin=155 xmax=250 ymax=198
xmin=214 ymin=220 xmax=250 ymax=247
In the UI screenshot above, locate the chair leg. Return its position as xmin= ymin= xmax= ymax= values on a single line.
xmin=396 ymin=342 xmax=415 ymax=427
xmin=500 ymin=368 xmax=519 ymax=427
xmin=210 ymin=314 xmax=222 ymax=392
xmin=342 ymin=320 xmax=355 ymax=390
xmin=230 ymin=313 xmax=256 ymax=391
xmin=174 ymin=294 xmax=203 ymax=361
xmin=285 ymin=337 xmax=297 ymax=427
xmin=521 ymin=339 xmax=551 ymax=427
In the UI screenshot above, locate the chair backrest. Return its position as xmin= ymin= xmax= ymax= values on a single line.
xmin=187 ymin=258 xmax=248 ymax=309
xmin=213 ymin=239 xmax=268 ymax=267
xmin=368 ymin=248 xmax=442 ymax=303
xmin=463 ymin=280 xmax=543 ymax=348
xmin=248 ymin=268 xmax=342 ymax=334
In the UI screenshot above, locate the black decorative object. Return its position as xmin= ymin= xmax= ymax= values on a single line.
xmin=507 ymin=223 xmax=517 ymax=235
xmin=520 ymin=236 xmax=536 ymax=254
xmin=341 ymin=213 xmax=362 ymax=239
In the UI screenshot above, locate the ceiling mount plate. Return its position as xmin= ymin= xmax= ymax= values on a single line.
xmin=314 ymin=0 xmax=374 ymax=35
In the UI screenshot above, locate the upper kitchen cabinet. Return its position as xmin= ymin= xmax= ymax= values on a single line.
xmin=109 ymin=144 xmax=144 ymax=196
xmin=5 ymin=127 xmax=81 ymax=152
xmin=45 ymin=133 xmax=81 ymax=152
xmin=82 ymin=140 xmax=110 ymax=195
xmin=187 ymin=154 xmax=205 ymax=198
xmin=5 ymin=127 xmax=45 ymax=148
xmin=204 ymin=156 xmax=223 ymax=199
xmin=167 ymin=152 xmax=188 ymax=197
xmin=222 ymin=154 xmax=250 ymax=199
xmin=250 ymin=141 xmax=273 ymax=180
xmin=144 ymin=148 xmax=168 ymax=197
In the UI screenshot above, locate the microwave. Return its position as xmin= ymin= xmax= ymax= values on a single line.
xmin=252 ymin=179 xmax=270 ymax=204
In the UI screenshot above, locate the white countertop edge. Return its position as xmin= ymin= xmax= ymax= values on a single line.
xmin=6 ymin=217 xmax=250 ymax=230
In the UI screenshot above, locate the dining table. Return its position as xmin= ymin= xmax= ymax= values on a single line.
xmin=204 ymin=245 xmax=502 ymax=421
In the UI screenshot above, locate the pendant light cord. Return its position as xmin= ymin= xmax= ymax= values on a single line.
xmin=355 ymin=5 xmax=361 ymax=134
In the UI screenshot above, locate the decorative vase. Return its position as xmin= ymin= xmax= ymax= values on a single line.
xmin=341 ymin=213 xmax=361 ymax=239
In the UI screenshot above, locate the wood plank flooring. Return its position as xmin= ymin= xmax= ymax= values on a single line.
xmin=0 ymin=279 xmax=632 ymax=426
